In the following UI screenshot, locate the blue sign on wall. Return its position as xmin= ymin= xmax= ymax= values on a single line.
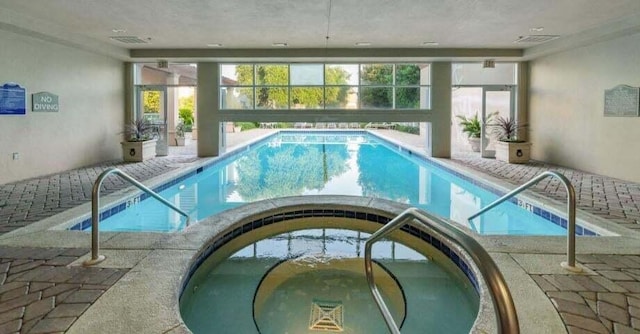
xmin=0 ymin=83 xmax=26 ymax=115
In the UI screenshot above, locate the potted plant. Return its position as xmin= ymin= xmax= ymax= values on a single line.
xmin=175 ymin=121 xmax=186 ymax=146
xmin=488 ymin=115 xmax=531 ymax=163
xmin=121 ymin=117 xmax=157 ymax=162
xmin=455 ymin=113 xmax=482 ymax=152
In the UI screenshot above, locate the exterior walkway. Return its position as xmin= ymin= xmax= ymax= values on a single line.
xmin=0 ymin=129 xmax=639 ymax=333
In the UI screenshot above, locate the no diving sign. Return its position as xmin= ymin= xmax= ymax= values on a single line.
xmin=32 ymin=91 xmax=59 ymax=112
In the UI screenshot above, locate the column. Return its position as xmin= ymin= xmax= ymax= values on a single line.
xmin=197 ymin=62 xmax=221 ymax=156
xmin=166 ymin=73 xmax=180 ymax=146
xmin=516 ymin=61 xmax=529 ymax=142
xmin=124 ymin=62 xmax=136 ymax=122
xmin=191 ymin=88 xmax=198 ymax=140
xmin=428 ymin=62 xmax=452 ymax=158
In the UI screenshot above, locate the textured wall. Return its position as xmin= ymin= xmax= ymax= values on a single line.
xmin=529 ymin=32 xmax=640 ymax=183
xmin=0 ymin=30 xmax=124 ymax=184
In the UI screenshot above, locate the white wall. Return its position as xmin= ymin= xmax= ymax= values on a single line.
xmin=0 ymin=30 xmax=124 ymax=184
xmin=529 ymin=32 xmax=640 ymax=183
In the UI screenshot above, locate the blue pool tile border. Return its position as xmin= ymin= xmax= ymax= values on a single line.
xmin=181 ymin=209 xmax=480 ymax=297
xmin=70 ymin=131 xmax=368 ymax=231
xmin=366 ymin=131 xmax=600 ymax=236
xmin=69 ymin=169 xmax=199 ymax=231
xmin=72 ymin=130 xmax=599 ymax=236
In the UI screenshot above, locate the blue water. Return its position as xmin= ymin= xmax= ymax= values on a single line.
xmin=93 ymin=131 xmax=567 ymax=235
xmin=180 ymin=228 xmax=479 ymax=334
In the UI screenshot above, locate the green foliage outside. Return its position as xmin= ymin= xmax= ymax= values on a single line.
xmin=179 ymin=94 xmax=194 ymax=111
xmin=143 ymin=91 xmax=160 ymax=113
xmin=394 ymin=124 xmax=420 ymax=135
xmin=178 ymin=94 xmax=194 ymax=131
xmin=235 ymin=65 xmax=350 ymax=108
xmin=236 ymin=122 xmax=259 ymax=131
xmin=179 ymin=108 xmax=194 ymax=126
xmin=360 ymin=64 xmax=421 ymax=109
xmin=277 ymin=122 xmax=293 ymax=128
xmin=395 ymin=64 xmax=421 ymax=109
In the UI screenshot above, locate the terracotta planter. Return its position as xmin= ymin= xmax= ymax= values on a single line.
xmin=121 ymin=139 xmax=157 ymax=162
xmin=495 ymin=141 xmax=531 ymax=164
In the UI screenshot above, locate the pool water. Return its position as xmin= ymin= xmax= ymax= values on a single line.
xmin=179 ymin=228 xmax=479 ymax=334
xmin=93 ymin=131 xmax=567 ymax=235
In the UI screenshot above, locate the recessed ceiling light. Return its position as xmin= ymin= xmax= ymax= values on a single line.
xmin=514 ymin=35 xmax=560 ymax=43
xmin=529 ymin=27 xmax=544 ymax=32
xmin=207 ymin=43 xmax=223 ymax=47
xmin=422 ymin=41 xmax=439 ymax=46
xmin=111 ymin=29 xmax=127 ymax=33
xmin=355 ymin=42 xmax=371 ymax=46
xmin=272 ymin=42 xmax=288 ymax=47
xmin=109 ymin=36 xmax=150 ymax=44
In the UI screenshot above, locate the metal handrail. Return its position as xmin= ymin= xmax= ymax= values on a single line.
xmin=83 ymin=167 xmax=190 ymax=266
xmin=365 ymin=207 xmax=519 ymax=334
xmin=467 ymin=171 xmax=581 ymax=272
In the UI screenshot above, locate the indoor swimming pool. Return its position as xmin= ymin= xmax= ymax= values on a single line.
xmin=72 ymin=131 xmax=596 ymax=236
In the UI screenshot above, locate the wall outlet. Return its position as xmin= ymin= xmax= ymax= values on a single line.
xmin=12 ymin=152 xmax=19 ymax=160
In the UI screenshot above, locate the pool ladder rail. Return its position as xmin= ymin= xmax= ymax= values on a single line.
xmin=83 ymin=167 xmax=190 ymax=266
xmin=468 ymin=170 xmax=581 ymax=273
xmin=365 ymin=207 xmax=519 ymax=334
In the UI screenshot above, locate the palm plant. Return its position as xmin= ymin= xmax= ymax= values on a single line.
xmin=456 ymin=113 xmax=482 ymax=138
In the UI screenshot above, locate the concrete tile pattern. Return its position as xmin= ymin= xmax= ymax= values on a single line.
xmin=0 ymin=247 xmax=128 ymax=333
xmin=532 ymin=254 xmax=640 ymax=333
xmin=0 ymin=156 xmax=199 ymax=235
xmin=453 ymin=158 xmax=640 ymax=229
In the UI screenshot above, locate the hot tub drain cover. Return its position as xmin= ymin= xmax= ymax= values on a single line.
xmin=309 ymin=300 xmax=344 ymax=331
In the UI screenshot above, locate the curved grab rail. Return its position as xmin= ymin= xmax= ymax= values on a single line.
xmin=365 ymin=207 xmax=519 ymax=334
xmin=83 ymin=167 xmax=190 ymax=266
xmin=467 ymin=171 xmax=580 ymax=272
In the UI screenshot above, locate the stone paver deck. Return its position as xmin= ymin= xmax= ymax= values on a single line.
xmin=1 ymin=129 xmax=640 ymax=333
xmin=532 ymin=254 xmax=640 ymax=333
xmin=0 ymin=156 xmax=200 ymax=235
xmin=0 ymin=247 xmax=128 ymax=333
xmin=453 ymin=158 xmax=640 ymax=230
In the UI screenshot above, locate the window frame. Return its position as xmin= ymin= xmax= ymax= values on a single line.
xmin=219 ymin=63 xmax=431 ymax=111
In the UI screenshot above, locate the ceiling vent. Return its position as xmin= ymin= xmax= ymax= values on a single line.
xmin=514 ymin=35 xmax=560 ymax=44
xmin=109 ymin=36 xmax=150 ymax=44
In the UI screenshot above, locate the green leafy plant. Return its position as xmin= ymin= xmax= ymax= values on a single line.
xmin=237 ymin=122 xmax=258 ymax=131
xmin=395 ymin=124 xmax=420 ymax=135
xmin=456 ymin=113 xmax=482 ymax=138
xmin=124 ymin=118 xmax=154 ymax=142
xmin=178 ymin=108 xmax=193 ymax=126
xmin=488 ymin=115 xmax=525 ymax=142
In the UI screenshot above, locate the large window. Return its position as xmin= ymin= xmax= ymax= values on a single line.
xmin=220 ymin=63 xmax=430 ymax=110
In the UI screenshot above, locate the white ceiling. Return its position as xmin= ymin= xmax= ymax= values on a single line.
xmin=1 ymin=0 xmax=640 ymax=60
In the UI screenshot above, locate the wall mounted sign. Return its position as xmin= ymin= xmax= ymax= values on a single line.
xmin=32 ymin=91 xmax=59 ymax=112
xmin=0 ymin=82 xmax=26 ymax=115
xmin=604 ymin=85 xmax=639 ymax=117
